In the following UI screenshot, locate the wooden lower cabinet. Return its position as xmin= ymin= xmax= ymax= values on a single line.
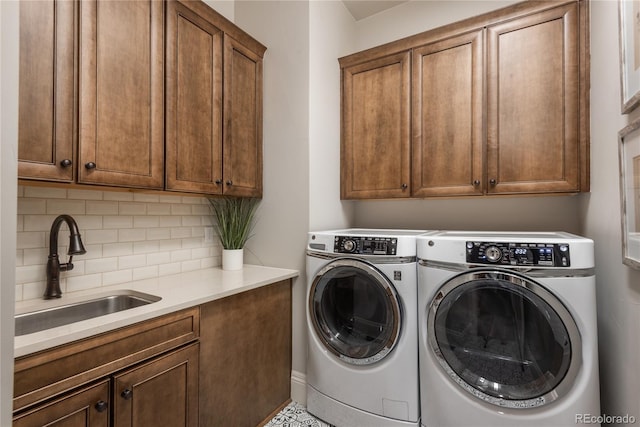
xmin=13 ymin=344 xmax=198 ymax=427
xmin=13 ymin=282 xmax=293 ymax=427
xmin=199 ymin=280 xmax=292 ymax=426
xmin=13 ymin=380 xmax=110 ymax=427
xmin=113 ymin=343 xmax=199 ymax=427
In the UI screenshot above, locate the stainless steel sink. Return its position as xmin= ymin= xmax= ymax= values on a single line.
xmin=15 ymin=291 xmax=161 ymax=336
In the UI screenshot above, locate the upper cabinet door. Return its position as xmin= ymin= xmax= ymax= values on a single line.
xmin=486 ymin=2 xmax=582 ymax=194
xmin=412 ymin=30 xmax=484 ymax=197
xmin=341 ymin=51 xmax=411 ymax=199
xmin=78 ymin=0 xmax=164 ymax=189
xmin=223 ymin=35 xmax=264 ymax=197
xmin=165 ymin=0 xmax=223 ymax=194
xmin=18 ymin=0 xmax=75 ymax=182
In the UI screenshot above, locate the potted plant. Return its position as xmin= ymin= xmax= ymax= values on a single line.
xmin=207 ymin=197 xmax=260 ymax=270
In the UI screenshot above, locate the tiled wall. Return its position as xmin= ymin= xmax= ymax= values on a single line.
xmin=16 ymin=186 xmax=219 ymax=301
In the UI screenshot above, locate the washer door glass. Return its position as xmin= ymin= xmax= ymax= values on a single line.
xmin=310 ymin=259 xmax=402 ymax=365
xmin=429 ymin=270 xmax=581 ymax=408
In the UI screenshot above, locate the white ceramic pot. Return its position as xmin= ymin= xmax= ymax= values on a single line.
xmin=222 ymin=248 xmax=243 ymax=271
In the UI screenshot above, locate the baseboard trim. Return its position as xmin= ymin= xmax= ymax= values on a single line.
xmin=291 ymin=370 xmax=307 ymax=405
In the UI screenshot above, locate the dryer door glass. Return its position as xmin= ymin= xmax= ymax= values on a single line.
xmin=310 ymin=259 xmax=402 ymax=365
xmin=429 ymin=270 xmax=581 ymax=408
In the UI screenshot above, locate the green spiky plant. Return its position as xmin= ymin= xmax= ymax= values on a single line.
xmin=207 ymin=197 xmax=261 ymax=249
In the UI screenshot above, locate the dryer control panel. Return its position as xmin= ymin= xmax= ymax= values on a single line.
xmin=466 ymin=241 xmax=570 ymax=267
xmin=334 ymin=236 xmax=398 ymax=255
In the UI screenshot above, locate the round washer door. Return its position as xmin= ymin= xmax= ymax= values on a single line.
xmin=309 ymin=258 xmax=402 ymax=365
xmin=428 ymin=269 xmax=581 ymax=409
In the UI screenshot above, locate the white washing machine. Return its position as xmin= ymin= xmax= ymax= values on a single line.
xmin=306 ymin=229 xmax=428 ymax=427
xmin=417 ymin=231 xmax=600 ymax=427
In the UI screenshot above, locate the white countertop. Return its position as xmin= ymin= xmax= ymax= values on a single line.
xmin=14 ymin=265 xmax=299 ymax=358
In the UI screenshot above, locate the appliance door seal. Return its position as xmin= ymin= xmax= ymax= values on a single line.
xmin=309 ymin=258 xmax=403 ymax=366
xmin=427 ymin=268 xmax=581 ymax=409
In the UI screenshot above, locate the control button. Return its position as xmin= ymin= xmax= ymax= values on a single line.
xmin=560 ymin=245 xmax=568 ymax=252
xmin=485 ymin=246 xmax=502 ymax=262
xmin=466 ymin=242 xmax=474 ymax=249
xmin=343 ymin=239 xmax=356 ymax=252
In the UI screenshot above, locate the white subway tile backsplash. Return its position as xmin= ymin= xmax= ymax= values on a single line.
xmin=24 ymin=186 xmax=67 ymax=199
xmin=23 ymin=248 xmax=48 ymax=266
xmin=132 ymin=265 xmax=158 ymax=281
xmin=103 ymin=192 xmax=134 ymax=202
xmin=133 ymin=193 xmax=160 ymax=203
xmin=133 ymin=216 xmax=160 ymax=228
xmin=147 ymin=203 xmax=172 ymax=215
xmin=102 ymin=242 xmax=134 ymax=257
xmin=47 ymin=199 xmax=86 ymax=215
xmin=159 ymin=262 xmax=181 ymax=276
xmin=118 ymin=254 xmax=147 ymax=269
xmin=171 ymin=249 xmax=192 ymax=263
xmin=67 ymin=273 xmax=102 ymax=293
xmin=159 ymin=216 xmax=181 ymax=227
xmin=118 ymin=228 xmax=147 ymax=242
xmin=85 ymin=229 xmax=119 ymax=245
xmin=16 ymin=264 xmax=46 ymax=284
xmin=159 ymin=195 xmax=182 ymax=204
xmin=181 ymin=259 xmax=202 ymax=272
xmin=16 ymin=186 xmax=217 ymax=302
xmin=171 ymin=204 xmax=192 ymax=216
xmin=75 ymin=215 xmax=104 ymax=230
xmin=133 ymin=241 xmax=160 ymax=254
xmin=103 ymin=269 xmax=133 ymax=286
xmin=17 ymin=232 xmax=46 ymax=250
xmin=103 ymin=216 xmax=134 ymax=229
xmin=85 ymin=257 xmax=119 ymax=274
xmin=68 ymin=189 xmax=104 ymax=200
xmin=119 ymin=202 xmax=147 ymax=216
xmin=86 ymin=201 xmax=119 ymax=215
xmin=146 ymin=251 xmax=171 ymax=265
xmin=18 ymin=198 xmax=47 ymax=215
xmin=170 ymin=227 xmax=192 ymax=239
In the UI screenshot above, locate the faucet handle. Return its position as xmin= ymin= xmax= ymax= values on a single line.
xmin=59 ymin=256 xmax=75 ymax=272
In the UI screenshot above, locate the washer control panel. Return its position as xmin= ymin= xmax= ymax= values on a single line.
xmin=466 ymin=241 xmax=570 ymax=267
xmin=334 ymin=236 xmax=398 ymax=255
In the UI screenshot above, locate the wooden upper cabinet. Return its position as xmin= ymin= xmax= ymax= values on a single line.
xmin=166 ymin=2 xmax=264 ymax=197
xmin=166 ymin=0 xmax=224 ymax=194
xmin=486 ymin=2 xmax=585 ymax=194
xmin=223 ymin=35 xmax=264 ymax=197
xmin=340 ymin=0 xmax=589 ymax=200
xmin=412 ymin=30 xmax=484 ymax=197
xmin=77 ymin=0 xmax=164 ymax=189
xmin=18 ymin=0 xmax=75 ymax=182
xmin=341 ymin=51 xmax=411 ymax=199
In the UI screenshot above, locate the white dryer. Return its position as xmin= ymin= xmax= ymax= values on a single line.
xmin=306 ymin=229 xmax=428 ymax=427
xmin=417 ymin=231 xmax=600 ymax=427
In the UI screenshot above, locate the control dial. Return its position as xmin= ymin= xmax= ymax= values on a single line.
xmin=485 ymin=245 xmax=502 ymax=262
xmin=342 ymin=239 xmax=356 ymax=252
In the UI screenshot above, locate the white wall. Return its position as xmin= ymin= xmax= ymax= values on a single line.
xmin=234 ymin=0 xmax=311 ymax=403
xmin=583 ymin=0 xmax=640 ymax=420
xmin=309 ymin=1 xmax=356 ymax=232
xmin=0 ymin=1 xmax=18 ymax=425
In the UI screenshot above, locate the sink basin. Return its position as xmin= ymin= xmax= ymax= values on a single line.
xmin=15 ymin=291 xmax=161 ymax=336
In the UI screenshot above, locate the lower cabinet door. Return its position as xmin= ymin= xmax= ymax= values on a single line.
xmin=113 ymin=343 xmax=199 ymax=427
xmin=13 ymin=380 xmax=110 ymax=427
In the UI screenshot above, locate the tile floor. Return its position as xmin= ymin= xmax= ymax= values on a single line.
xmin=265 ymin=401 xmax=333 ymax=427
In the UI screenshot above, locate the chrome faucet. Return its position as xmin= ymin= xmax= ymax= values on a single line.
xmin=44 ymin=214 xmax=87 ymax=299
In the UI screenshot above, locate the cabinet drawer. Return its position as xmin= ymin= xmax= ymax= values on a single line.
xmin=14 ymin=307 xmax=199 ymax=412
xmin=13 ymin=380 xmax=110 ymax=427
